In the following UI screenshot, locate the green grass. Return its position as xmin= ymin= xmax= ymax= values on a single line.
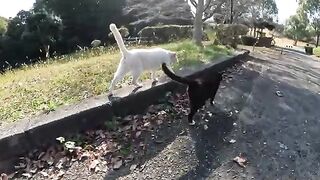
xmin=314 ymin=47 xmax=320 ymax=57
xmin=0 ymin=40 xmax=231 ymax=124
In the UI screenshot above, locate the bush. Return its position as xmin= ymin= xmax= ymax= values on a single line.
xmin=108 ymin=26 xmax=130 ymax=38
xmin=241 ymin=36 xmax=257 ymax=46
xmin=314 ymin=47 xmax=320 ymax=57
xmin=138 ymin=25 xmax=194 ymax=43
xmin=207 ymin=24 xmax=249 ymax=47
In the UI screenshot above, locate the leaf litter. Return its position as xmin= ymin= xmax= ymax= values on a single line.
xmin=9 ymin=92 xmax=191 ymax=179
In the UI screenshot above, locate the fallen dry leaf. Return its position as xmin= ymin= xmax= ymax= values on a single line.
xmin=39 ymin=171 xmax=49 ymax=177
xmin=1 ymin=173 xmax=8 ymax=180
xmin=30 ymin=167 xmax=37 ymax=174
xmin=95 ymin=166 xmax=101 ymax=173
xmin=113 ymin=159 xmax=123 ymax=170
xmin=56 ymin=157 xmax=68 ymax=169
xmin=89 ymin=159 xmax=100 ymax=171
xmin=144 ymin=122 xmax=150 ymax=127
xmin=37 ymin=151 xmax=46 ymax=160
xmin=56 ymin=137 xmax=65 ymax=143
xmin=80 ymin=151 xmax=91 ymax=161
xmin=56 ymin=170 xmax=65 ymax=178
xmin=233 ymin=154 xmax=247 ymax=168
xmin=14 ymin=162 xmax=26 ymax=170
xmin=130 ymin=164 xmax=137 ymax=171
xmin=156 ymin=120 xmax=163 ymax=125
xmin=135 ymin=131 xmax=142 ymax=138
xmin=21 ymin=173 xmax=32 ymax=179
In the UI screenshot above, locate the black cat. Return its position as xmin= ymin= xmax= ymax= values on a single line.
xmin=162 ymin=63 xmax=223 ymax=125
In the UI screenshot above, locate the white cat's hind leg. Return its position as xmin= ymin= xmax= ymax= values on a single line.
xmin=131 ymin=70 xmax=143 ymax=87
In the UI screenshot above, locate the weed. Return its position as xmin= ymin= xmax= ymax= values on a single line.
xmin=0 ymin=40 xmax=231 ymax=124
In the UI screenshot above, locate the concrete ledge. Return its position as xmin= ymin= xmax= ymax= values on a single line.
xmin=0 ymin=50 xmax=250 ymax=173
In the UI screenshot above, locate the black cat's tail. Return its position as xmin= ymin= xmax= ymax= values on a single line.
xmin=162 ymin=63 xmax=194 ymax=85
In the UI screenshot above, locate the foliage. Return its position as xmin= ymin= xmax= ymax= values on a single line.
xmin=0 ymin=41 xmax=231 ymax=124
xmin=189 ymin=0 xmax=278 ymax=24
xmin=108 ymin=26 xmax=130 ymax=39
xmin=284 ymin=8 xmax=310 ymax=45
xmin=274 ymin=24 xmax=285 ymax=34
xmin=23 ymin=11 xmax=62 ymax=57
xmin=0 ymin=17 xmax=8 ymax=36
xmin=34 ymin=0 xmax=126 ymax=46
xmin=300 ymin=0 xmax=320 ymax=46
xmin=314 ymin=47 xmax=320 ymax=57
xmin=0 ymin=0 xmax=127 ymax=70
xmin=138 ymin=25 xmax=194 ymax=43
xmin=207 ymin=24 xmax=249 ymax=47
xmin=0 ymin=10 xmax=62 ymax=69
xmin=241 ymin=36 xmax=257 ymax=46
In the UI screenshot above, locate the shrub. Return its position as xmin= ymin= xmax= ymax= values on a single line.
xmin=207 ymin=24 xmax=249 ymax=48
xmin=314 ymin=47 xmax=320 ymax=57
xmin=108 ymin=26 xmax=129 ymax=38
xmin=241 ymin=36 xmax=257 ymax=46
xmin=138 ymin=25 xmax=194 ymax=43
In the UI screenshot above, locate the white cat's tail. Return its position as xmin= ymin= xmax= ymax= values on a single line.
xmin=109 ymin=23 xmax=129 ymax=56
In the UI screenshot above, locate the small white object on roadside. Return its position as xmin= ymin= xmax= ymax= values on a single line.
xmin=276 ymin=91 xmax=284 ymax=97
xmin=229 ymin=139 xmax=237 ymax=144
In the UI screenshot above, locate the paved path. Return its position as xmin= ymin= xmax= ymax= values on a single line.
xmin=106 ymin=47 xmax=320 ymax=180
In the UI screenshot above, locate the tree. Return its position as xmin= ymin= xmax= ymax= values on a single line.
xmin=22 ymin=10 xmax=62 ymax=59
xmin=285 ymin=8 xmax=310 ymax=45
xmin=189 ymin=0 xmax=278 ymax=24
xmin=301 ymin=0 xmax=320 ymax=47
xmin=0 ymin=17 xmax=8 ymax=36
xmin=192 ymin=0 xmax=204 ymax=46
xmin=0 ymin=9 xmax=61 ymax=69
xmin=189 ymin=0 xmax=226 ymax=22
xmin=34 ymin=0 xmax=126 ymax=48
xmin=6 ymin=10 xmax=32 ymax=40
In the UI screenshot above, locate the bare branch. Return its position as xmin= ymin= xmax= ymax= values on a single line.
xmin=202 ymin=1 xmax=225 ymax=21
xmin=203 ymin=0 xmax=213 ymax=12
xmin=189 ymin=0 xmax=198 ymax=8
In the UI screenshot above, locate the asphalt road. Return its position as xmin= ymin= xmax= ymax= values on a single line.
xmin=109 ymin=47 xmax=320 ymax=180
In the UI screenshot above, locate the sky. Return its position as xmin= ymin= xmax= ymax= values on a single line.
xmin=0 ymin=0 xmax=298 ymax=24
xmin=275 ymin=0 xmax=299 ymax=24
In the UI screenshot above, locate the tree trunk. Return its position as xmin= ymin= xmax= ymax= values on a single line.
xmin=293 ymin=39 xmax=297 ymax=46
xmin=230 ymin=0 xmax=234 ymax=24
xmin=192 ymin=0 xmax=204 ymax=47
xmin=43 ymin=45 xmax=50 ymax=59
xmin=316 ymin=34 xmax=319 ymax=48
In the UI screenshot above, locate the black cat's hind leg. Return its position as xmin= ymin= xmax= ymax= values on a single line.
xmin=188 ymin=106 xmax=197 ymax=126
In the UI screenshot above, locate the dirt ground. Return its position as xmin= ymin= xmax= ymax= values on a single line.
xmin=11 ymin=47 xmax=320 ymax=180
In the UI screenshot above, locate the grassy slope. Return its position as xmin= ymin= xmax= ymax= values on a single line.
xmin=0 ymin=40 xmax=231 ymax=124
xmin=314 ymin=47 xmax=320 ymax=57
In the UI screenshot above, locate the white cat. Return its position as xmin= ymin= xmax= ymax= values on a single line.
xmin=108 ymin=23 xmax=177 ymax=93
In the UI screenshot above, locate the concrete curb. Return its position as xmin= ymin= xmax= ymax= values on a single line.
xmin=0 ymin=50 xmax=250 ymax=173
